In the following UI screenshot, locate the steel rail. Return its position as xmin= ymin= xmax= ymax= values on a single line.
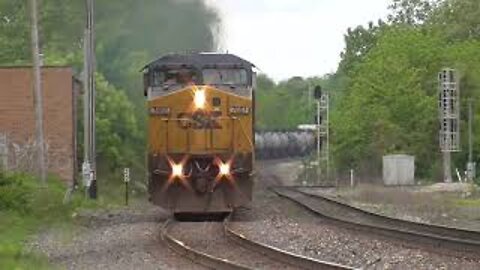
xmin=272 ymin=186 xmax=480 ymax=257
xmin=296 ymin=188 xmax=480 ymax=241
xmin=161 ymin=218 xmax=252 ymax=270
xmin=223 ymin=213 xmax=356 ymax=270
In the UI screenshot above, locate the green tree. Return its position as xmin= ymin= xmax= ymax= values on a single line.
xmin=338 ymin=21 xmax=386 ymax=75
xmin=0 ymin=0 xmax=84 ymax=65
xmin=332 ymin=27 xmax=444 ymax=176
xmin=387 ymin=0 xmax=439 ymax=25
xmin=0 ymin=1 xmax=29 ymax=64
xmin=255 ymin=74 xmax=335 ymax=130
xmin=429 ymin=0 xmax=480 ymax=41
xmin=95 ymin=74 xmax=142 ymax=172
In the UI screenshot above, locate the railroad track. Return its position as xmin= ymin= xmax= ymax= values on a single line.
xmin=162 ymin=218 xmax=249 ymax=270
xmin=161 ymin=214 xmax=354 ymax=270
xmin=272 ymin=186 xmax=480 ymax=257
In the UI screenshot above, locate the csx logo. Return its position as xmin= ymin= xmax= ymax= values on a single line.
xmin=177 ymin=112 xmax=222 ymax=129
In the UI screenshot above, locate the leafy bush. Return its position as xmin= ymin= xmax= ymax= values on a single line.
xmin=0 ymin=172 xmax=36 ymax=214
xmin=0 ymin=171 xmax=77 ymax=217
xmin=0 ymin=172 xmax=64 ymax=269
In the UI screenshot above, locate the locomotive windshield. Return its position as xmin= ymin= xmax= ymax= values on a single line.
xmin=202 ymin=68 xmax=248 ymax=86
xmin=152 ymin=68 xmax=198 ymax=86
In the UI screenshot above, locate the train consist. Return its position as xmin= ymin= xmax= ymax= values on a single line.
xmin=255 ymin=131 xmax=315 ymax=159
xmin=143 ymin=53 xmax=255 ymax=215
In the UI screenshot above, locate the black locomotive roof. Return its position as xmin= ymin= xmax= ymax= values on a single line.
xmin=142 ymin=53 xmax=255 ymax=70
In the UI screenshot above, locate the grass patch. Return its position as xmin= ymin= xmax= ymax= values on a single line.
xmin=0 ymin=170 xmax=146 ymax=269
xmin=0 ymin=211 xmax=53 ymax=269
xmin=452 ymin=198 xmax=480 ymax=207
xmin=0 ymin=171 xmax=122 ymax=269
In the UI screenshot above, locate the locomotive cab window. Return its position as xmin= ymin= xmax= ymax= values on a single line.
xmin=151 ymin=68 xmax=198 ymax=87
xmin=202 ymin=68 xmax=249 ymax=86
xmin=152 ymin=70 xmax=165 ymax=86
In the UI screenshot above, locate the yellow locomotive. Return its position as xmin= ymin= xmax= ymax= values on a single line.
xmin=143 ymin=53 xmax=255 ymax=215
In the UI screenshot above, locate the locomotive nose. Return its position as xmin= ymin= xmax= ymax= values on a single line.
xmin=194 ymin=177 xmax=209 ymax=193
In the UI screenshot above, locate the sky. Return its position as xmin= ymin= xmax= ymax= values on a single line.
xmin=207 ymin=0 xmax=391 ymax=81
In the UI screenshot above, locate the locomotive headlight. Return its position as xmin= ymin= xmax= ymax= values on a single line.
xmin=166 ymin=156 xmax=190 ymax=187
xmin=219 ymin=162 xmax=231 ymax=177
xmin=194 ymin=88 xmax=206 ymax=109
xmin=171 ymin=163 xmax=184 ymax=178
xmin=168 ymin=156 xmax=188 ymax=181
xmin=215 ymin=157 xmax=233 ymax=182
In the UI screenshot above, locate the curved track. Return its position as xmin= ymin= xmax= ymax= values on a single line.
xmin=161 ymin=218 xmax=250 ymax=270
xmin=272 ymin=186 xmax=480 ymax=257
xmin=224 ymin=214 xmax=354 ymax=270
xmin=161 ymin=214 xmax=355 ymax=270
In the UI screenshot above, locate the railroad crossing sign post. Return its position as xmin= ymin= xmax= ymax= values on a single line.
xmin=124 ymin=168 xmax=130 ymax=206
xmin=438 ymin=68 xmax=460 ymax=183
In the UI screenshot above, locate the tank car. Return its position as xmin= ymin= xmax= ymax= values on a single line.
xmin=143 ymin=53 xmax=255 ymax=215
xmin=255 ymin=132 xmax=265 ymax=159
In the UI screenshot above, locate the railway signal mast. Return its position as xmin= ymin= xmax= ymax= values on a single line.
xmin=438 ymin=68 xmax=460 ymax=183
xmin=83 ymin=0 xmax=97 ymax=198
xmin=313 ymin=86 xmax=329 ymax=185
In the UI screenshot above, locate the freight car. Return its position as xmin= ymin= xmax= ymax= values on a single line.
xmin=143 ymin=53 xmax=255 ymax=215
xmin=254 ymin=131 xmax=315 ymax=159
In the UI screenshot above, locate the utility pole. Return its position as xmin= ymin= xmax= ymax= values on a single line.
xmin=326 ymin=92 xmax=330 ymax=182
xmin=467 ymin=99 xmax=475 ymax=182
xmin=30 ymin=0 xmax=46 ymax=183
xmin=316 ymin=97 xmax=321 ymax=183
xmin=308 ymin=85 xmax=312 ymax=122
xmin=469 ymin=99 xmax=473 ymax=164
xmin=83 ymin=0 xmax=97 ymax=198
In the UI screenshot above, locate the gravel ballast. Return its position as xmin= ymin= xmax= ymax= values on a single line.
xmin=231 ymin=160 xmax=480 ymax=269
xmin=28 ymin=160 xmax=480 ymax=269
xmin=169 ymin=221 xmax=297 ymax=269
xmin=28 ymin=205 xmax=206 ymax=270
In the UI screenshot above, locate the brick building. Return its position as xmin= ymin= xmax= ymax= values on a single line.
xmin=0 ymin=66 xmax=79 ymax=183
